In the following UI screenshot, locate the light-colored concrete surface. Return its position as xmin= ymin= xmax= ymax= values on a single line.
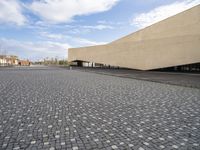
xmin=68 ymin=5 xmax=200 ymax=70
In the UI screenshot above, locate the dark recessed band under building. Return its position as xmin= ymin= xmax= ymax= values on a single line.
xmin=68 ymin=5 xmax=200 ymax=72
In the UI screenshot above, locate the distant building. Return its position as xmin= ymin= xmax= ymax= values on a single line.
xmin=0 ymin=55 xmax=19 ymax=66
xmin=18 ymin=60 xmax=31 ymax=66
xmin=0 ymin=55 xmax=31 ymax=66
xmin=6 ymin=55 xmax=19 ymax=66
xmin=0 ymin=55 xmax=7 ymax=66
xmin=10 ymin=55 xmax=19 ymax=65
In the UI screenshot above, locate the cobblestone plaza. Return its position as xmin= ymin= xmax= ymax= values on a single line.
xmin=0 ymin=67 xmax=200 ymax=150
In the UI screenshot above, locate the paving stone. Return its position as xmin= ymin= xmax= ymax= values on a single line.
xmin=0 ymin=67 xmax=200 ymax=150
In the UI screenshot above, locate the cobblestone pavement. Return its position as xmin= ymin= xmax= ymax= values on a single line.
xmin=72 ymin=67 xmax=200 ymax=89
xmin=0 ymin=67 xmax=200 ymax=150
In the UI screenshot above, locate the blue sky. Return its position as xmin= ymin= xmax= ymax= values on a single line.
xmin=0 ymin=0 xmax=199 ymax=61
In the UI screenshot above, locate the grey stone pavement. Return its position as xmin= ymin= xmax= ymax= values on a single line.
xmin=72 ymin=67 xmax=200 ymax=89
xmin=0 ymin=66 xmax=200 ymax=150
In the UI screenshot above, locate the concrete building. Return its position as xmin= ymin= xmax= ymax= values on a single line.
xmin=0 ymin=55 xmax=19 ymax=66
xmin=68 ymin=5 xmax=200 ymax=71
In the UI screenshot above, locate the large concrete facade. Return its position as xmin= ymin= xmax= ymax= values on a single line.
xmin=68 ymin=5 xmax=200 ymax=70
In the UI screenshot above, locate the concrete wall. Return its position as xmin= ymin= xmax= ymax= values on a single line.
xmin=68 ymin=5 xmax=200 ymax=70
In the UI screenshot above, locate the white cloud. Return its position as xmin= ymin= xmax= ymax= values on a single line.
xmin=65 ymin=24 xmax=114 ymax=35
xmin=30 ymin=0 xmax=119 ymax=23
xmin=72 ymin=37 xmax=107 ymax=46
xmin=97 ymin=20 xmax=124 ymax=25
xmin=131 ymin=0 xmax=200 ymax=29
xmin=83 ymin=25 xmax=114 ymax=30
xmin=39 ymin=32 xmax=66 ymax=40
xmin=0 ymin=0 xmax=26 ymax=25
xmin=38 ymin=31 xmax=107 ymax=46
xmin=0 ymin=38 xmax=70 ymax=61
